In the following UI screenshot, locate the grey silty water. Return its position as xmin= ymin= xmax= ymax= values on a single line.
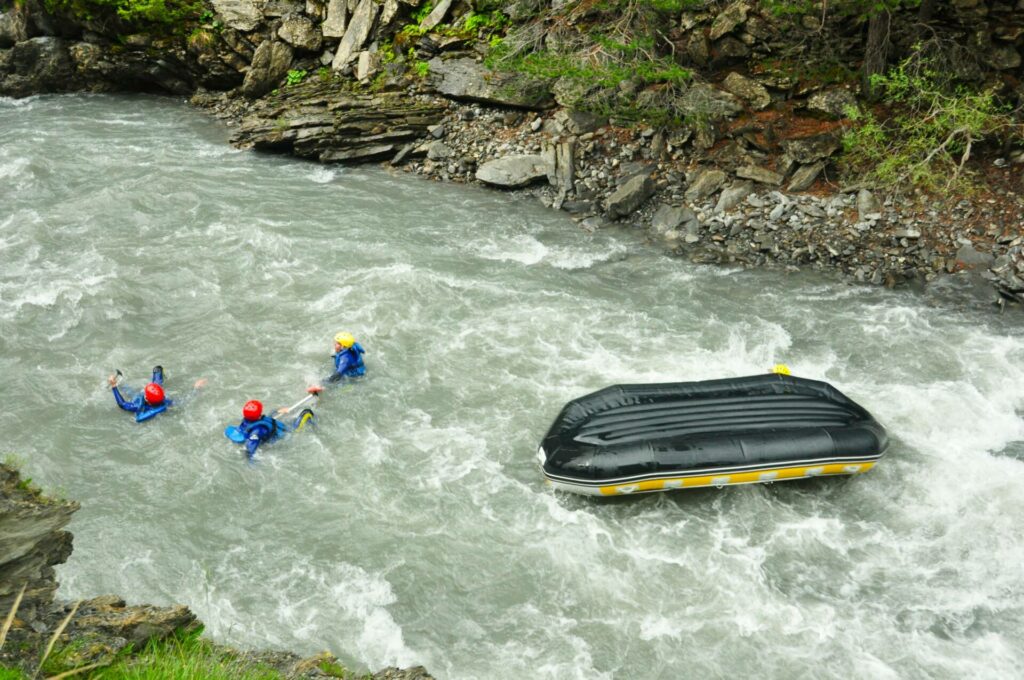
xmin=2 ymin=94 xmax=1024 ymax=679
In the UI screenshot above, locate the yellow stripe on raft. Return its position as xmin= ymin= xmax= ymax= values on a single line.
xmin=598 ymin=462 xmax=876 ymax=496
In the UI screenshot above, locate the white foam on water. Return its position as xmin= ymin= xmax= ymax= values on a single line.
xmin=469 ymin=231 xmax=634 ymax=271
xmin=325 ymin=563 xmax=420 ymax=669
xmin=0 ymin=156 xmax=30 ymax=180
xmin=475 ymin=234 xmax=549 ymax=265
xmin=0 ymin=94 xmax=40 ymax=108
xmin=308 ymin=166 xmax=343 ymax=183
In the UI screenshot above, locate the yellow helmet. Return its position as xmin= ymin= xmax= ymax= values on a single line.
xmin=334 ymin=332 xmax=355 ymax=348
xmin=771 ymin=364 xmax=791 ymax=375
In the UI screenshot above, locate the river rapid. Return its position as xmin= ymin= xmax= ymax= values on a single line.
xmin=2 ymin=94 xmax=1023 ymax=679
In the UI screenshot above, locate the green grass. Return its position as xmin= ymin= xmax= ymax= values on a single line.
xmin=32 ymin=627 xmax=303 ymax=679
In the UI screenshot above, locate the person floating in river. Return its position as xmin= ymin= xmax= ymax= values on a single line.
xmin=108 ymin=365 xmax=206 ymax=423
xmin=307 ymin=331 xmax=365 ymax=393
xmin=226 ymin=399 xmax=315 ymax=460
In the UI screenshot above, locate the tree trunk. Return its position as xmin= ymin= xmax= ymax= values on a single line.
xmin=863 ymin=9 xmax=891 ymax=99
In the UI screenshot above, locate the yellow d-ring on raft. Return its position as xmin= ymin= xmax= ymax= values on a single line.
xmin=771 ymin=364 xmax=791 ymax=375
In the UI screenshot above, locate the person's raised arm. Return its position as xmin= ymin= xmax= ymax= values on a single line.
xmin=109 ymin=374 xmax=139 ymax=412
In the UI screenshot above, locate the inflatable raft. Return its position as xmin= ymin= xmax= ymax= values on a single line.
xmin=538 ymin=373 xmax=888 ymax=496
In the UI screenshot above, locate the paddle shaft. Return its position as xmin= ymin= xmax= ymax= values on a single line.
xmin=280 ymin=392 xmax=317 ymax=415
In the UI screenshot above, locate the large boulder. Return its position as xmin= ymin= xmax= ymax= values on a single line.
xmin=0 ymin=37 xmax=75 ymax=97
xmin=806 ymin=88 xmax=857 ymax=118
xmin=709 ymin=1 xmax=748 ymax=41
xmin=721 ymin=72 xmax=770 ymax=110
xmin=241 ymin=40 xmax=294 ymax=98
xmin=736 ymin=165 xmax=783 ymax=185
xmin=714 ymin=180 xmax=753 ymax=213
xmin=322 ymin=0 xmax=348 ymax=38
xmin=672 ymin=82 xmax=743 ymax=121
xmin=428 ymin=57 xmax=554 ymax=110
xmin=278 ymin=15 xmax=322 ymax=52
xmin=0 ymin=6 xmax=29 ymax=49
xmin=332 ymin=0 xmax=378 ymax=69
xmin=786 ymin=161 xmax=825 ymax=191
xmin=781 ymin=133 xmax=840 ymax=164
xmin=606 ymin=173 xmax=654 ymax=218
xmin=684 ymin=168 xmax=727 ymax=201
xmin=211 ymin=0 xmax=263 ymax=31
xmin=651 ymin=203 xmax=697 ymax=233
xmin=476 ymin=154 xmax=550 ymax=188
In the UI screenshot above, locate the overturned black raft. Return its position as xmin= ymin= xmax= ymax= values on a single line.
xmin=538 ymin=373 xmax=889 ymax=496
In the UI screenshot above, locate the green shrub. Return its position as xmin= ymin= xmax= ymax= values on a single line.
xmin=463 ymin=10 xmax=508 ymax=34
xmin=45 ymin=0 xmax=202 ymax=30
xmin=286 ymin=69 xmax=308 ymax=86
xmin=840 ymin=48 xmax=1022 ymax=192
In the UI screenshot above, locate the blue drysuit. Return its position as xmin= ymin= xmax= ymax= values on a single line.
xmin=237 ymin=410 xmax=313 ymax=459
xmin=112 ymin=367 xmax=172 ymax=423
xmin=326 ymin=343 xmax=366 ymax=383
xmin=237 ymin=415 xmax=288 ymax=459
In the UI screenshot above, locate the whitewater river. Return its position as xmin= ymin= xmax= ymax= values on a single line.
xmin=2 ymin=95 xmax=1023 ymax=679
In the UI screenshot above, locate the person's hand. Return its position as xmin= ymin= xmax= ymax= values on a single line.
xmin=108 ymin=374 xmax=118 ymax=387
xmin=307 ymin=385 xmax=323 ymax=394
xmin=194 ymin=378 xmax=208 ymax=389
xmin=275 ymin=406 xmax=289 ymax=415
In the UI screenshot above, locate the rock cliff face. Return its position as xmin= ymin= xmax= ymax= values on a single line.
xmin=0 ymin=465 xmax=77 ymax=626
xmin=231 ymin=82 xmax=447 ymax=163
xmin=0 ymin=464 xmax=432 ymax=679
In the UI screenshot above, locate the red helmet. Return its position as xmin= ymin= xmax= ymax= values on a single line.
xmin=243 ymin=400 xmax=263 ymax=421
xmin=143 ymin=383 xmax=165 ymax=406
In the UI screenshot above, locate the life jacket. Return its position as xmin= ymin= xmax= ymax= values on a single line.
xmin=335 ymin=342 xmax=366 ymax=377
xmin=239 ymin=415 xmax=287 ymax=441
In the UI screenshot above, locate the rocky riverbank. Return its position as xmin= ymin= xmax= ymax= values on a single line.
xmin=2 ymin=0 xmax=1023 ymax=308
xmin=0 ymin=464 xmax=433 ymax=679
xmin=217 ymin=83 xmax=1024 ymax=308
